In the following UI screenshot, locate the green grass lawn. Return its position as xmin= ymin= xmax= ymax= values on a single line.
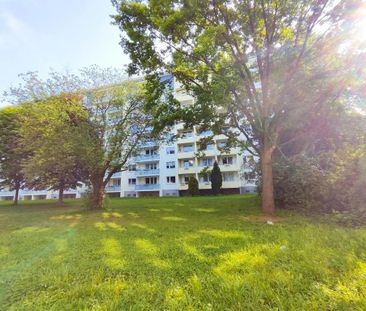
xmin=0 ymin=195 xmax=365 ymax=310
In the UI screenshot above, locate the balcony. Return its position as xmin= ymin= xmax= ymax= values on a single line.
xmin=245 ymin=179 xmax=256 ymax=185
xmin=0 ymin=191 xmax=14 ymax=196
xmin=134 ymin=154 xmax=160 ymax=162
xmin=136 ymin=169 xmax=160 ymax=176
xmin=136 ymin=184 xmax=160 ymax=191
xmin=199 ymin=182 xmax=211 ymax=190
xmin=140 ymin=141 xmax=158 ymax=148
xmin=222 ymin=181 xmax=241 ymax=188
xmin=105 ymin=185 xmax=121 ymax=193
xmin=177 ymin=151 xmax=195 ymax=159
xmin=198 ymin=130 xmax=213 ymax=137
xmin=178 ymin=166 xmax=196 ymax=175
xmin=21 ymin=190 xmax=48 ymax=195
xmin=219 ymin=164 xmax=239 ymax=172
xmin=178 ymin=183 xmax=188 ymax=190
xmin=176 ymin=134 xmax=195 ymax=144
xmin=64 ymin=189 xmax=77 ymax=194
xmin=196 ymin=149 xmax=216 ymax=157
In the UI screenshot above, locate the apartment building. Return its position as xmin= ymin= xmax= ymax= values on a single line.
xmin=119 ymin=123 xmax=256 ymax=198
xmin=0 ymin=78 xmax=257 ymax=201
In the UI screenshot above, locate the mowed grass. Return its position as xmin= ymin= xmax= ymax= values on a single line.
xmin=0 ymin=195 xmax=366 ymax=310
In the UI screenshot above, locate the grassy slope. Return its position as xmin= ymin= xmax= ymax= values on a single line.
xmin=0 ymin=195 xmax=365 ymax=310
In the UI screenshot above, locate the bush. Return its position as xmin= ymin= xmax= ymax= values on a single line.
xmin=273 ymin=146 xmax=366 ymax=225
xmin=273 ymin=156 xmax=328 ymax=211
xmin=188 ymin=176 xmax=199 ymax=196
xmin=210 ymin=161 xmax=222 ymax=195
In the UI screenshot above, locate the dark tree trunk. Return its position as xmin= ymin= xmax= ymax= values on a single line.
xmin=261 ymin=143 xmax=275 ymax=214
xmin=14 ymin=186 xmax=20 ymax=206
xmin=91 ymin=176 xmax=105 ymax=209
xmin=58 ymin=187 xmax=64 ymax=203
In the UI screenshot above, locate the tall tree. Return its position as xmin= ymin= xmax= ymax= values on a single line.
xmin=79 ymin=79 xmax=155 ymax=209
xmin=0 ymin=107 xmax=27 ymax=205
xmin=113 ymin=0 xmax=366 ymax=213
xmin=4 ymin=66 xmax=155 ymax=209
xmin=20 ymin=94 xmax=88 ymax=203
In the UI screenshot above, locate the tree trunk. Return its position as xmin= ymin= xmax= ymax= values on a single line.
xmin=261 ymin=144 xmax=275 ymax=214
xmin=58 ymin=187 xmax=64 ymax=203
xmin=13 ymin=187 xmax=19 ymax=206
xmin=91 ymin=177 xmax=105 ymax=209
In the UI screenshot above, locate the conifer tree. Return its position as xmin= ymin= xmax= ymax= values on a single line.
xmin=188 ymin=176 xmax=199 ymax=196
xmin=210 ymin=161 xmax=222 ymax=195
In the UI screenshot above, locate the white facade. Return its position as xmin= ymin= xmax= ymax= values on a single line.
xmin=0 ymin=79 xmax=257 ymax=201
xmin=119 ymin=123 xmax=257 ymax=198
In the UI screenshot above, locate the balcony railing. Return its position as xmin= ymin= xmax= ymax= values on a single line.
xmin=105 ymin=185 xmax=121 ymax=192
xmin=178 ymin=149 xmax=195 ymax=153
xmin=0 ymin=191 xmax=14 ymax=196
xmin=135 ymin=184 xmax=160 ymax=191
xmin=134 ymin=154 xmax=160 ymax=162
xmin=140 ymin=141 xmax=158 ymax=148
xmin=136 ymin=169 xmax=160 ymax=176
xmin=21 ymin=190 xmax=48 ymax=195
xmin=180 ymin=166 xmax=194 ymax=170
xmin=111 ymin=172 xmax=122 ymax=178
xmin=64 ymin=189 xmax=78 ymax=194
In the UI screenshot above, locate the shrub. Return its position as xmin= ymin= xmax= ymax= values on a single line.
xmin=210 ymin=161 xmax=222 ymax=195
xmin=273 ymin=156 xmax=328 ymax=211
xmin=188 ymin=176 xmax=199 ymax=196
xmin=273 ymin=145 xmax=366 ymax=225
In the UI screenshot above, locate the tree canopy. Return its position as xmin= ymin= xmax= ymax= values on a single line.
xmin=4 ymin=66 xmax=155 ymax=209
xmin=0 ymin=106 xmax=27 ymax=205
xmin=113 ymin=0 xmax=366 ymax=213
xmin=20 ymin=94 xmax=88 ymax=202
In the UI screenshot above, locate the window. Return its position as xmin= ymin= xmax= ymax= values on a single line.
xmin=183 ymin=159 xmax=194 ymax=168
xmin=108 ymin=180 xmax=120 ymax=187
xmin=179 ymin=130 xmax=193 ymax=138
xmin=166 ymin=161 xmax=175 ymax=169
xmin=145 ymin=148 xmax=158 ymax=155
xmin=200 ymin=174 xmax=210 ymax=183
xmin=199 ymin=130 xmax=213 ymax=137
xmin=199 ymin=142 xmax=214 ymax=151
xmin=128 ymin=164 xmax=136 ymax=171
xmin=223 ymin=172 xmax=235 ymax=182
xmin=145 ymin=163 xmax=157 ymax=170
xmin=184 ymin=176 xmax=190 ymax=184
xmin=166 ymin=147 xmax=175 ymax=154
xmin=201 ymin=158 xmax=213 ymax=167
xmin=181 ymin=145 xmax=194 ymax=152
xmin=128 ymin=178 xmax=136 ymax=185
xmin=222 ymin=156 xmax=233 ymax=165
xmin=244 ymin=172 xmax=256 ymax=180
xmin=218 ymin=141 xmax=227 ymax=148
xmin=167 ymin=176 xmax=176 ymax=183
xmin=145 ymin=177 xmax=158 ymax=184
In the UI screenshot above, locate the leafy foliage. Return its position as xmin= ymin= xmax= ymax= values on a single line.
xmin=4 ymin=66 xmax=156 ymax=209
xmin=274 ymin=110 xmax=366 ymax=225
xmin=20 ymin=94 xmax=88 ymax=202
xmin=0 ymin=107 xmax=28 ymax=204
xmin=210 ymin=161 xmax=222 ymax=195
xmin=113 ymin=0 xmax=366 ymax=213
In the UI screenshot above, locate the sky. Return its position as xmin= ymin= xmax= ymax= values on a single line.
xmin=0 ymin=0 xmax=130 ymax=107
